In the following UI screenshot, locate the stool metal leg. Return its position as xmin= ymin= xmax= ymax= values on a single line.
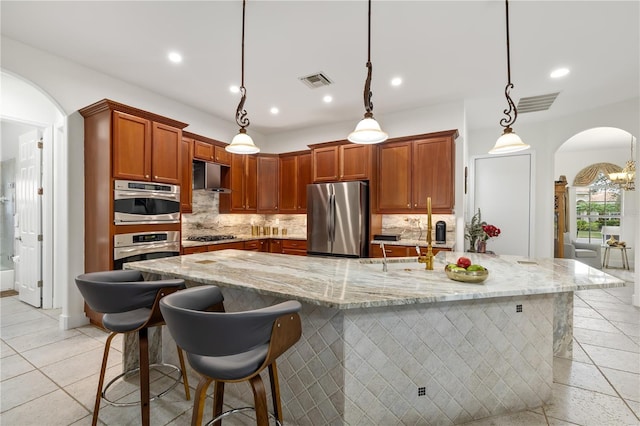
xmin=93 ymin=331 xmax=117 ymax=426
xmin=139 ymin=328 xmax=150 ymax=426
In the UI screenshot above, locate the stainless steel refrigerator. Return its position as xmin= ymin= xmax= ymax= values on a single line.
xmin=307 ymin=181 xmax=369 ymax=257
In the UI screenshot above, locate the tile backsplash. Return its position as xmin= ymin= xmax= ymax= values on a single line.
xmin=183 ymin=190 xmax=455 ymax=242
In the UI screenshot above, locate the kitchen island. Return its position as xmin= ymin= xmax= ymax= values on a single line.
xmin=126 ymin=251 xmax=623 ymax=425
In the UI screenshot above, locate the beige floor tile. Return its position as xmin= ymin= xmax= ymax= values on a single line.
xmin=627 ymin=399 xmax=640 ymax=419
xmin=0 ymin=389 xmax=89 ymax=426
xmin=21 ymin=334 xmax=103 ymax=368
xmin=40 ymin=345 xmax=122 ymax=388
xmin=567 ymin=340 xmax=593 ymax=364
xmin=0 ymin=315 xmax=59 ymax=340
xmin=574 ymin=316 xmax=621 ymax=334
xmin=459 ymin=409 xmax=548 ymax=425
xmin=544 ymin=383 xmax=639 ymax=425
xmin=553 ymin=357 xmax=617 ymax=397
xmin=3 ymin=325 xmax=81 ymax=352
xmin=0 ymin=353 xmax=35 ymax=381
xmin=576 ymin=291 xmax=624 ymax=304
xmin=0 ymin=369 xmax=58 ymax=412
xmin=581 ymin=344 xmax=640 ymax=374
xmin=0 ymin=308 xmax=47 ymax=327
xmin=546 ymin=417 xmax=581 ymax=425
xmin=574 ymin=327 xmax=640 ymax=353
xmin=612 ymin=320 xmax=640 ymax=338
xmin=600 ymin=367 xmax=640 ymax=403
xmin=573 ymin=306 xmax=604 ymax=320
xmin=0 ymin=339 xmax=16 ymax=358
xmin=0 ymin=297 xmax=34 ymax=316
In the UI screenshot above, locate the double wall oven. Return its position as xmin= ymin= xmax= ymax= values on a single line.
xmin=113 ymin=180 xmax=181 ymax=269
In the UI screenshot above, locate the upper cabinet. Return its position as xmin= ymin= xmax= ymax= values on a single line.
xmin=257 ymin=155 xmax=279 ymax=213
xmin=310 ymin=141 xmax=372 ymax=182
xmin=186 ymin=131 xmax=231 ymax=166
xmin=112 ymin=111 xmax=182 ymax=184
xmin=279 ymin=150 xmax=311 ymax=213
xmin=376 ymin=130 xmax=457 ymax=214
xmin=220 ymin=153 xmax=257 ymax=213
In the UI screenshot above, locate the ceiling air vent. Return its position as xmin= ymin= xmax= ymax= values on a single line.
xmin=299 ymin=72 xmax=333 ymax=89
xmin=517 ymin=92 xmax=560 ymax=113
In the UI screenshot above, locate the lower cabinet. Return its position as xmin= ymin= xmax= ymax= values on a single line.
xmin=269 ymin=239 xmax=283 ymax=253
xmin=370 ymin=244 xmax=451 ymax=258
xmin=244 ymin=239 xmax=269 ymax=252
xmin=282 ymin=239 xmax=307 ymax=256
xmin=183 ymin=239 xmax=306 ymax=255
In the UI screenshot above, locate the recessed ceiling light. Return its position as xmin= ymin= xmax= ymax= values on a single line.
xmin=168 ymin=52 xmax=182 ymax=64
xmin=229 ymin=85 xmax=240 ymax=93
xmin=550 ymin=68 xmax=570 ymax=79
xmin=391 ymin=77 xmax=402 ymax=86
xmin=270 ymin=107 xmax=279 ymax=115
xmin=323 ymin=95 xmax=333 ymax=103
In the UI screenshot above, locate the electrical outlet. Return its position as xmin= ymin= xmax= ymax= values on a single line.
xmin=418 ymin=387 xmax=426 ymax=396
xmin=516 ymin=304 xmax=523 ymax=313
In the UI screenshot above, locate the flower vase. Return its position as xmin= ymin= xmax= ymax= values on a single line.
xmin=477 ymin=240 xmax=487 ymax=253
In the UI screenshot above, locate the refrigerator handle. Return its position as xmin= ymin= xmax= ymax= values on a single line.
xmin=328 ymin=192 xmax=336 ymax=242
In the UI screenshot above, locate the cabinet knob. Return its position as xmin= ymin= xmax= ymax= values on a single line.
xmin=407 ymin=203 xmax=410 ymax=207
xmin=414 ymin=203 xmax=417 ymax=207
xmin=145 ymin=175 xmax=150 ymax=179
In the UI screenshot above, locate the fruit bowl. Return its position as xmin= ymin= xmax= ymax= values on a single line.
xmin=444 ymin=265 xmax=489 ymax=284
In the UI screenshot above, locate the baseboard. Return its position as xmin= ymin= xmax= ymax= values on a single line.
xmin=59 ymin=313 xmax=89 ymax=330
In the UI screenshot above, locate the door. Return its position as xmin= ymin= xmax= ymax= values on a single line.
xmin=16 ymin=129 xmax=42 ymax=307
xmin=332 ymin=181 xmax=367 ymax=256
xmin=472 ymin=153 xmax=533 ymax=256
xmin=307 ymin=183 xmax=332 ymax=254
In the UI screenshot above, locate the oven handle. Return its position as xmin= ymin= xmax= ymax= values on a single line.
xmin=114 ymin=242 xmax=180 ymax=260
xmin=114 ymin=190 xmax=180 ymax=203
xmin=114 ymin=211 xmax=180 ymax=224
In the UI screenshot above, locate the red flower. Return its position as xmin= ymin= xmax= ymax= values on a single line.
xmin=482 ymin=224 xmax=501 ymax=239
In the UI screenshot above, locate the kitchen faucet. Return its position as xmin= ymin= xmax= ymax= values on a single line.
xmin=379 ymin=242 xmax=388 ymax=272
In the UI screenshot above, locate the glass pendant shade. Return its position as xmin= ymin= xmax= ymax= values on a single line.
xmin=489 ymin=127 xmax=529 ymax=154
xmin=348 ymin=117 xmax=388 ymax=144
xmin=225 ymin=129 xmax=260 ymax=154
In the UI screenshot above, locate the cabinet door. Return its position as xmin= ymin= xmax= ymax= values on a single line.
xmin=193 ymin=140 xmax=214 ymax=161
xmin=297 ymin=152 xmax=312 ymax=212
xmin=269 ymin=239 xmax=283 ymax=254
xmin=151 ymin=122 xmax=181 ymax=184
xmin=180 ymin=137 xmax=193 ymax=213
xmin=312 ymin=146 xmax=339 ymax=182
xmin=370 ymin=244 xmax=409 ymax=258
xmin=183 ymin=245 xmax=207 ymax=255
xmin=279 ymin=155 xmax=298 ymax=213
xmin=208 ymin=241 xmax=245 ymax=251
xmin=257 ymin=156 xmax=279 ymax=213
xmin=340 ymin=144 xmax=371 ymax=180
xmin=413 ymin=137 xmax=454 ymax=212
xmin=377 ymin=141 xmax=412 ymax=211
xmin=229 ymin=154 xmax=246 ymax=211
xmin=214 ymin=146 xmax=231 ymax=165
xmin=245 ymin=155 xmax=258 ymax=211
xmin=112 ymin=111 xmax=152 ymax=181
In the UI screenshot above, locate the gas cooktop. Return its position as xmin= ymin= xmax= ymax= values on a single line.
xmin=186 ymin=235 xmax=237 ymax=242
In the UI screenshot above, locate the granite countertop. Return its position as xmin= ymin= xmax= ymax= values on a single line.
xmin=182 ymin=234 xmax=307 ymax=248
xmin=125 ymin=250 xmax=624 ymax=309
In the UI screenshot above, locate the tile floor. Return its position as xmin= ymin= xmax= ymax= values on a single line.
xmin=1 ymin=268 xmax=638 ymax=426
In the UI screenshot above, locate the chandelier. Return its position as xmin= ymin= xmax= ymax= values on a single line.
xmin=609 ymin=136 xmax=636 ymax=191
xmin=489 ymin=0 xmax=530 ymax=154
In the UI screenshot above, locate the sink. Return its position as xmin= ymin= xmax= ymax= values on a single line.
xmin=359 ymin=257 xmax=427 ymax=272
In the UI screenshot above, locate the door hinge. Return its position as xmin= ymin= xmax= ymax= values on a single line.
xmin=38 ymin=139 xmax=43 ymax=149
xmin=38 ymin=188 xmax=43 ymax=195
xmin=37 ymin=280 xmax=43 ymax=288
xmin=38 ymin=234 xmax=43 ymax=241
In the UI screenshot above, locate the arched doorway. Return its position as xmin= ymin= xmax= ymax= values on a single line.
xmin=1 ymin=71 xmax=65 ymax=309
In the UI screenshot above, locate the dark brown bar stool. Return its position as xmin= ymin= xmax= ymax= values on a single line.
xmin=159 ymin=285 xmax=302 ymax=426
xmin=75 ymin=270 xmax=191 ymax=426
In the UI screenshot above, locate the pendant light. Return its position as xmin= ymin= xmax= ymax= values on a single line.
xmin=348 ymin=0 xmax=388 ymax=144
xmin=489 ymin=0 xmax=529 ymax=154
xmin=609 ymin=135 xmax=636 ymax=191
xmin=226 ymin=0 xmax=260 ymax=154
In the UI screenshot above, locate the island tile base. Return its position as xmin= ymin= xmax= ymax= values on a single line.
xmin=162 ymin=284 xmax=553 ymax=425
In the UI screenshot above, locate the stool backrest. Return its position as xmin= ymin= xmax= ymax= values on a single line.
xmin=75 ymin=270 xmax=185 ymax=314
xmin=160 ymin=285 xmax=302 ymax=357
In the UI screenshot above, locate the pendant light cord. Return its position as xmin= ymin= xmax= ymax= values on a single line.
xmin=236 ymin=0 xmax=249 ymax=129
xmin=363 ymin=0 xmax=374 ymax=117
xmin=500 ymin=0 xmax=517 ymax=130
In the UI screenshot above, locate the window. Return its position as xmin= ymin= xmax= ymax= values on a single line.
xmin=575 ymin=172 xmax=621 ymax=244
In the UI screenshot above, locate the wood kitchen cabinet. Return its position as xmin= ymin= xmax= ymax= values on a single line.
xmin=282 ymin=239 xmax=307 ymax=256
xmin=80 ymin=99 xmax=187 ymax=274
xmin=112 ymin=111 xmax=182 ymax=184
xmin=279 ymin=150 xmax=312 ymax=213
xmin=376 ymin=130 xmax=457 ymax=214
xmin=370 ymin=244 xmax=451 ymax=258
xmin=193 ymin=139 xmax=214 ymax=162
xmin=214 ymin=145 xmax=231 ymax=166
xmin=310 ymin=142 xmax=372 ymax=182
xmin=186 ymin=131 xmax=231 ymax=166
xmin=269 ymin=239 xmax=283 ymax=253
xmin=257 ymin=155 xmax=279 ymax=213
xmin=244 ymin=239 xmax=269 ymax=252
xmin=220 ymin=154 xmax=257 ymax=213
xmin=180 ymin=137 xmax=194 ymax=213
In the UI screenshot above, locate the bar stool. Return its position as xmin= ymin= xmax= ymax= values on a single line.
xmin=75 ymin=270 xmax=191 ymax=426
xmin=159 ymin=285 xmax=302 ymax=426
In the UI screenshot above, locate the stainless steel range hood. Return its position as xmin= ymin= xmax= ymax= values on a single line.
xmin=192 ymin=161 xmax=231 ymax=193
